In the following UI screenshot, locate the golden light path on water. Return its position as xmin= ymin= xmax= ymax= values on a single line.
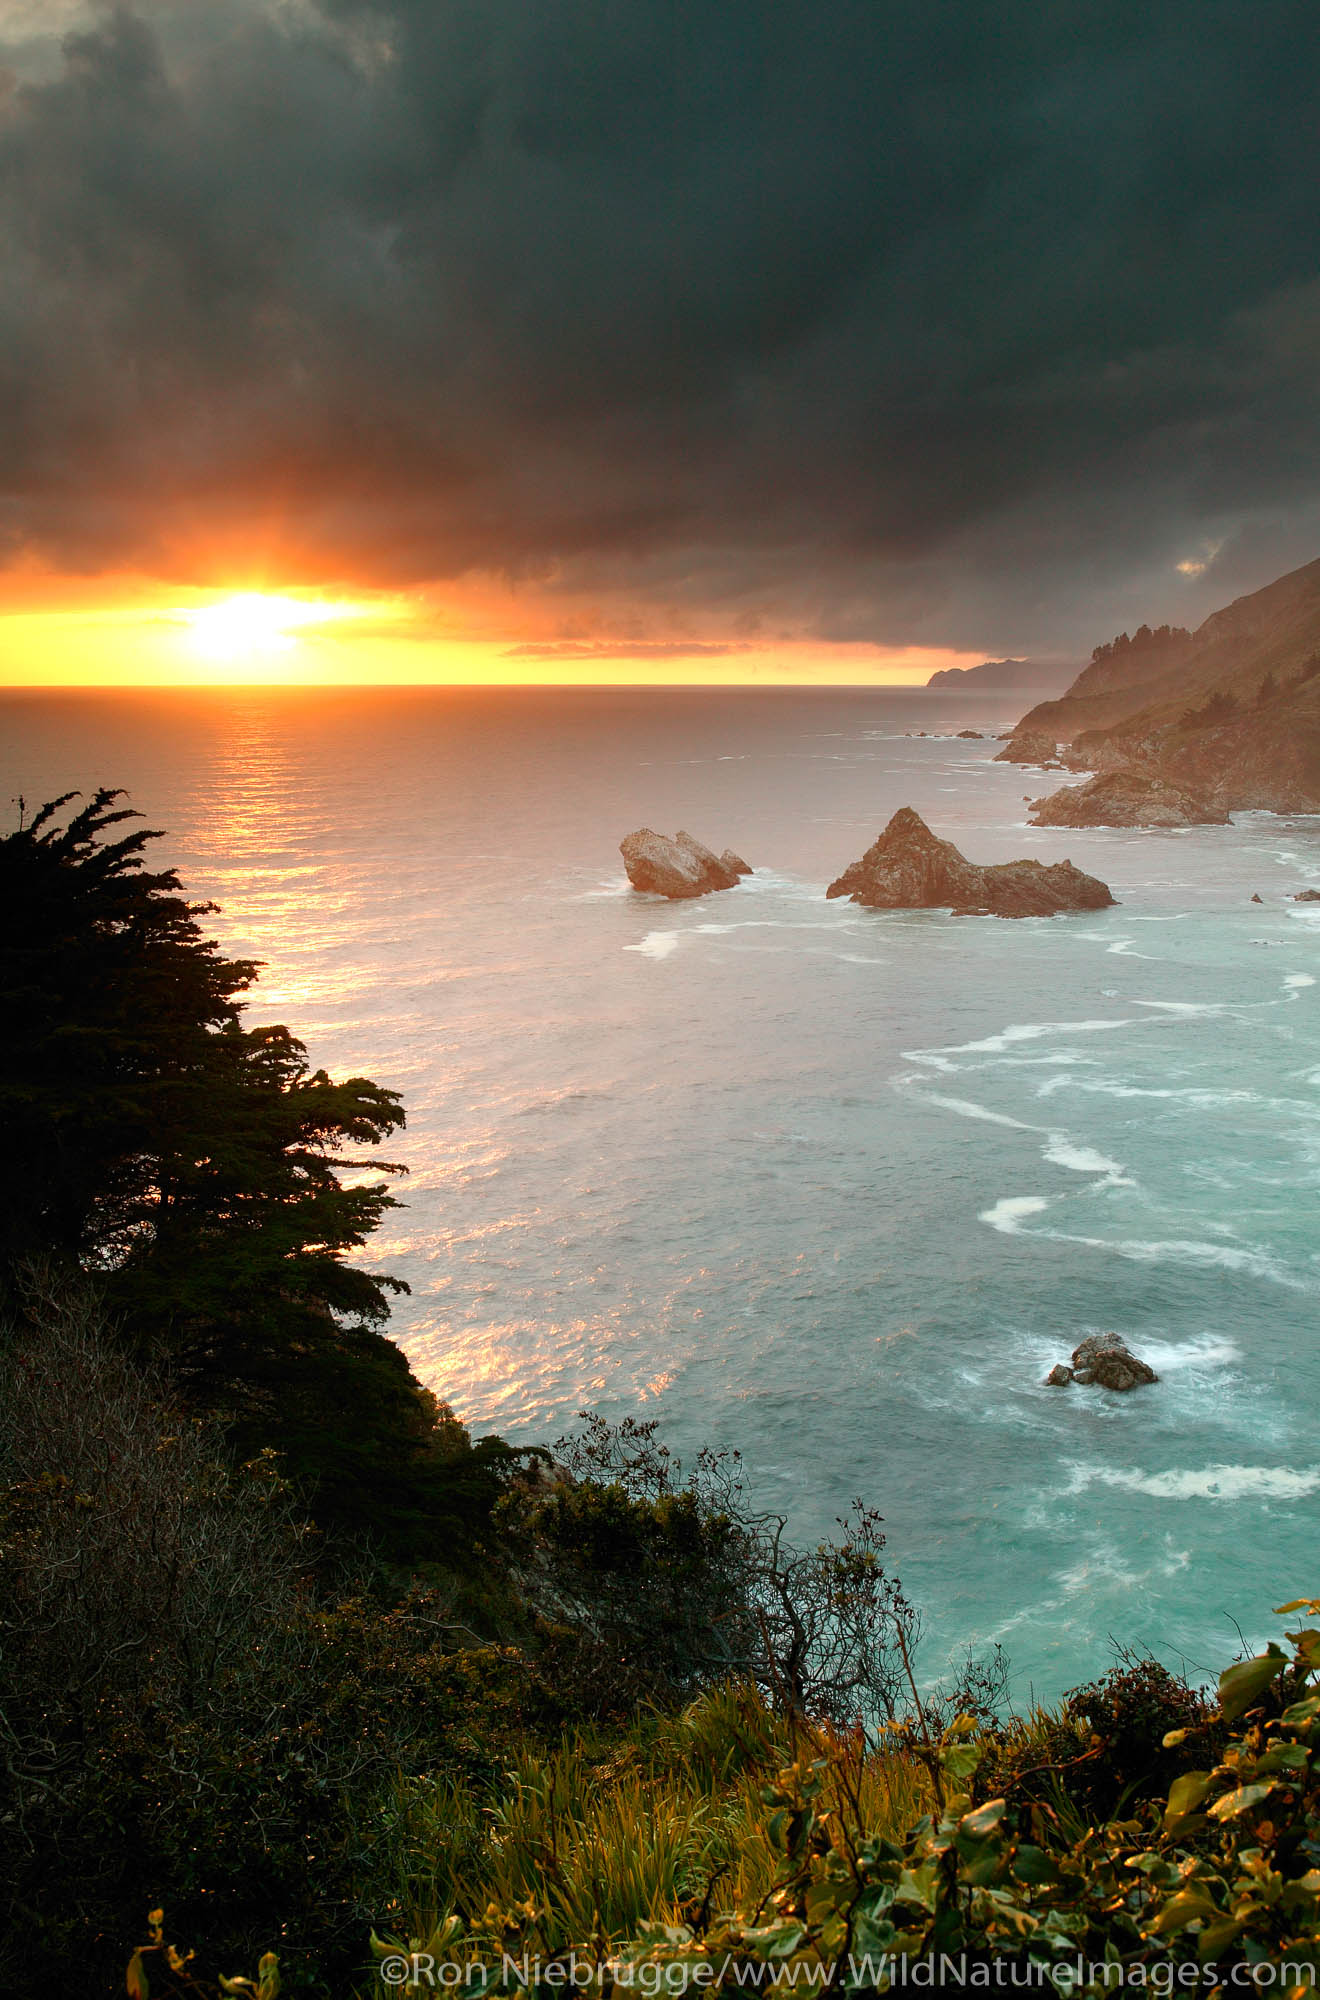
xmin=171 ymin=698 xmax=644 ymax=1424
xmin=165 ymin=693 xmax=861 ymax=1430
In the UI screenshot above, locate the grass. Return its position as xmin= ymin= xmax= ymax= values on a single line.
xmin=373 ymin=1684 xmax=937 ymax=1962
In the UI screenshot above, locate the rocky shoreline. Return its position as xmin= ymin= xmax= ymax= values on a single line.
xmin=1028 ymin=765 xmax=1230 ymax=829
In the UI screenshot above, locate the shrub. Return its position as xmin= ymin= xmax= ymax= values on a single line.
xmin=0 ymin=1286 xmax=559 ymax=1994
xmin=371 ymin=1598 xmax=1320 ymax=1994
xmin=501 ymin=1415 xmax=921 ymax=1724
xmin=1061 ymin=1651 xmax=1215 ymax=1812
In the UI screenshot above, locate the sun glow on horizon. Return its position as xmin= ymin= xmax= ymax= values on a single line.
xmin=180 ymin=592 xmax=369 ymax=663
xmin=0 ymin=574 xmax=988 ymax=686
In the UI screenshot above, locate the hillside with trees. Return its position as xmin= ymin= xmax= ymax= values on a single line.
xmin=1000 ymin=558 xmax=1320 ymax=812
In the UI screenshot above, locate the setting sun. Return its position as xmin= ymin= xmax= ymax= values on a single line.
xmin=182 ymin=592 xmax=358 ymax=662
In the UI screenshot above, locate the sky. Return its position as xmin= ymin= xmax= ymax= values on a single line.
xmin=2 ymin=0 xmax=1320 ymax=684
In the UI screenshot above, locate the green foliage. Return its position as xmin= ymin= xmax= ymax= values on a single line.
xmin=501 ymin=1416 xmax=922 ymax=1724
xmin=0 ymin=788 xmax=403 ymax=1322
xmin=1062 ymin=1652 xmax=1216 ymax=1812
xmin=372 ymin=1604 xmax=1320 ymax=1995
xmin=0 ymin=1288 xmax=553 ymax=1995
xmin=373 ymin=1688 xmax=933 ymax=1980
xmin=126 ymin=1909 xmax=279 ymax=1999
xmin=975 ymin=1653 xmax=1215 ymax=1836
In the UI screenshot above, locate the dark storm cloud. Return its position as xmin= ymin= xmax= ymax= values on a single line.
xmin=3 ymin=0 xmax=1320 ymax=649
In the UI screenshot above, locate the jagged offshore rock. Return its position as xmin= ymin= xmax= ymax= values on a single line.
xmin=620 ymin=828 xmax=750 ymax=898
xmin=825 ymin=807 xmax=1115 ymax=918
xmin=1047 ymin=1334 xmax=1159 ymax=1392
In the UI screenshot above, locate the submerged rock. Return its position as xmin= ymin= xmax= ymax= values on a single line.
xmin=1029 ymin=765 xmax=1230 ymax=829
xmin=825 ymin=807 xmax=1115 ymax=918
xmin=1064 ymin=1334 xmax=1159 ymax=1392
xmin=620 ymin=828 xmax=749 ymax=899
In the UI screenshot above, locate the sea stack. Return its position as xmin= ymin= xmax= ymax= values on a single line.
xmin=1046 ymin=1334 xmax=1159 ymax=1392
xmin=825 ymin=808 xmax=1115 ymax=918
xmin=620 ymin=829 xmax=751 ymax=899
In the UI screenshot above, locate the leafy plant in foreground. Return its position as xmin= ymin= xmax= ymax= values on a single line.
xmin=126 ymin=1908 xmax=280 ymax=1999
xmin=372 ymin=1601 xmax=1320 ymax=1994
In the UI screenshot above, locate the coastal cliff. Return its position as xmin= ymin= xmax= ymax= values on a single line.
xmin=926 ymin=657 xmax=1076 ymax=693
xmin=1007 ymin=557 xmax=1320 ymax=818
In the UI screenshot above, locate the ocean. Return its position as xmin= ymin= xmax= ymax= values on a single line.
xmin=4 ymin=684 xmax=1318 ymax=1698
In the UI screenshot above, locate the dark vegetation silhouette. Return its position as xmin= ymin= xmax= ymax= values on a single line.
xmin=1089 ymin=622 xmax=1192 ymax=666
xmin=0 ymin=788 xmax=517 ymax=1555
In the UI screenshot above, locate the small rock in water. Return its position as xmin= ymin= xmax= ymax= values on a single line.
xmin=1064 ymin=1333 xmax=1158 ymax=1392
xmin=1044 ymin=1363 xmax=1073 ymax=1386
xmin=1251 ymin=892 xmax=1263 ymax=903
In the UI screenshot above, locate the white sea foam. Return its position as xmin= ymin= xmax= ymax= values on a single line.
xmin=1036 ymin=1077 xmax=1266 ymax=1111
xmin=693 ymin=918 xmax=841 ymax=936
xmin=1285 ymin=973 xmax=1316 ymax=989
xmin=1042 ymin=1135 xmax=1132 ymax=1183
xmin=906 ymin=1017 xmax=1135 ymax=1069
xmin=982 ymin=1054 xmax=1102 ymax=1071
xmin=980 ymin=1195 xmax=1051 ymax=1231
xmin=1137 ymin=1333 xmax=1240 ymax=1373
xmin=578 ymin=877 xmax=634 ymax=899
xmin=624 ymin=931 xmax=680 ymax=959
xmin=917 ymin=1092 xmax=1042 ymax=1131
xmin=1016 ymin=1222 xmax=1309 ymax=1289
xmin=1132 ymin=999 xmax=1228 ymax=1016
xmin=1067 ymin=1463 xmax=1320 ymax=1501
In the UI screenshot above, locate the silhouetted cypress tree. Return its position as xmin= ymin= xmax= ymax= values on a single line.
xmin=0 ymin=789 xmax=516 ymax=1556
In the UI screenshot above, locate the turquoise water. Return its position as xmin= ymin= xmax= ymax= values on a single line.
xmin=4 ymin=686 xmax=1319 ymax=1697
